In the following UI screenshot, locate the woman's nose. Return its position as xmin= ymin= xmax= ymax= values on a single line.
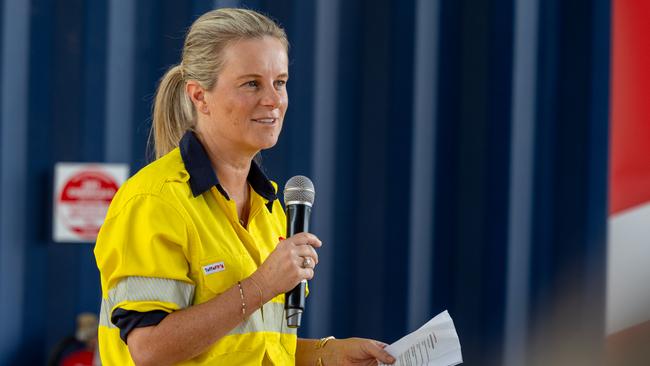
xmin=260 ymin=86 xmax=282 ymax=107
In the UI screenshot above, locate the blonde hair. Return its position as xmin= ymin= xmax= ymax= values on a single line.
xmin=150 ymin=8 xmax=288 ymax=159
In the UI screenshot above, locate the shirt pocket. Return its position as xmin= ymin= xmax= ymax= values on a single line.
xmin=198 ymin=255 xmax=243 ymax=301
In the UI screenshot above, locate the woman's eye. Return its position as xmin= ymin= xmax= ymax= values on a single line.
xmin=244 ymin=80 xmax=258 ymax=88
xmin=274 ymin=80 xmax=287 ymax=88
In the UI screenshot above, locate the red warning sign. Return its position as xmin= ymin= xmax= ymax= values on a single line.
xmin=53 ymin=163 xmax=129 ymax=242
xmin=59 ymin=171 xmax=119 ymax=238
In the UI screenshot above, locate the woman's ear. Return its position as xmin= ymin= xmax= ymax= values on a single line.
xmin=186 ymin=80 xmax=209 ymax=114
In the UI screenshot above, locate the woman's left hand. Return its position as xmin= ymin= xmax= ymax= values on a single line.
xmin=330 ymin=337 xmax=396 ymax=365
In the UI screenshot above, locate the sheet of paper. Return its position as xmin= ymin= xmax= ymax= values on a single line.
xmin=379 ymin=310 xmax=463 ymax=366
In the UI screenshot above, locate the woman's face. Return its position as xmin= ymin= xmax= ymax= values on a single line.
xmin=200 ymin=36 xmax=289 ymax=156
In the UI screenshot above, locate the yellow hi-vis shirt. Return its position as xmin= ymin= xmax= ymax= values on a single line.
xmin=94 ymin=131 xmax=297 ymax=365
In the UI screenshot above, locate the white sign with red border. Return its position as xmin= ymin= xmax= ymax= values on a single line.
xmin=53 ymin=162 xmax=129 ymax=243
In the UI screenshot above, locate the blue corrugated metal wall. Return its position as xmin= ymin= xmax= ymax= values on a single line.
xmin=0 ymin=0 xmax=610 ymax=365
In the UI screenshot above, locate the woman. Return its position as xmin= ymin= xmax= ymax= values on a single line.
xmin=94 ymin=8 xmax=396 ymax=366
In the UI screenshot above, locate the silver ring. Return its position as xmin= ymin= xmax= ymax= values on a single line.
xmin=302 ymin=257 xmax=312 ymax=268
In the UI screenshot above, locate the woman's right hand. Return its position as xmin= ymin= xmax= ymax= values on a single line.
xmin=252 ymin=232 xmax=322 ymax=300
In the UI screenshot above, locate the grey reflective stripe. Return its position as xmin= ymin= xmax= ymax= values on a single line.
xmin=100 ymin=279 xmax=294 ymax=337
xmin=228 ymin=301 xmax=297 ymax=336
xmin=99 ymin=276 xmax=195 ymax=328
xmin=99 ymin=299 xmax=114 ymax=328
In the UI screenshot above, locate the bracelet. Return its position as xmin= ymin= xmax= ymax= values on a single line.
xmin=247 ymin=275 xmax=265 ymax=310
xmin=316 ymin=336 xmax=335 ymax=349
xmin=236 ymin=281 xmax=246 ymax=319
xmin=316 ymin=336 xmax=335 ymax=366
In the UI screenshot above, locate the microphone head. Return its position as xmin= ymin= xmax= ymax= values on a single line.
xmin=283 ymin=175 xmax=315 ymax=207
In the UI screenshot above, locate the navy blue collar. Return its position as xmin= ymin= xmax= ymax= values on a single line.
xmin=179 ymin=131 xmax=277 ymax=207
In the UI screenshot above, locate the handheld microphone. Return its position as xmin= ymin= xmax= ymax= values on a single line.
xmin=283 ymin=175 xmax=315 ymax=328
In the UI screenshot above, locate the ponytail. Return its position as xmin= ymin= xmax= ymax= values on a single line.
xmin=150 ymin=65 xmax=194 ymax=159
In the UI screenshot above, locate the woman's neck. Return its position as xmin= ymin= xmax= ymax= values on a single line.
xmin=194 ymin=130 xmax=254 ymax=223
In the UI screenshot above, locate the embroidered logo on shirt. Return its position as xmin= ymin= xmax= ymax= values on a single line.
xmin=203 ymin=261 xmax=225 ymax=275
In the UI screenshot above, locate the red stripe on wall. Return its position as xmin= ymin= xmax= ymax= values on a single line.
xmin=610 ymin=0 xmax=650 ymax=215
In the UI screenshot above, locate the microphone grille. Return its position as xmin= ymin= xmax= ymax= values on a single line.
xmin=283 ymin=175 xmax=315 ymax=206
